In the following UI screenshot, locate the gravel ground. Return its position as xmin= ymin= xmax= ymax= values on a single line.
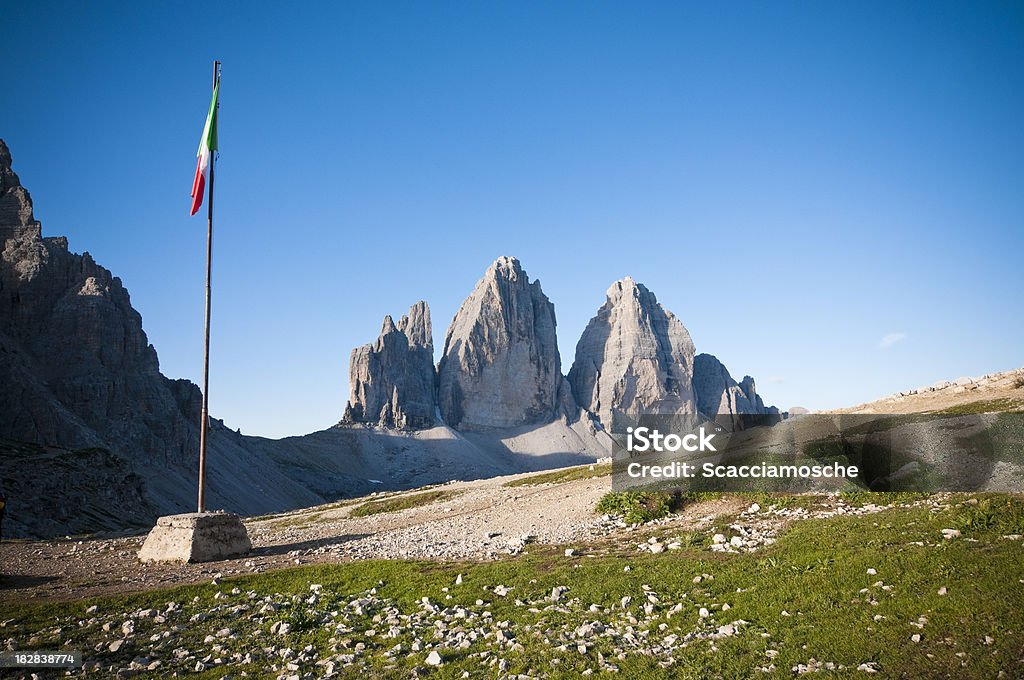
xmin=0 ymin=466 xmax=740 ymax=603
xmin=5 ymin=494 xmax=1005 ymax=679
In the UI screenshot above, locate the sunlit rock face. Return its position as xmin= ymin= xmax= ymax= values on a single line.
xmin=568 ymin=278 xmax=697 ymax=430
xmin=343 ymin=301 xmax=437 ymax=429
xmin=437 ymin=256 xmax=565 ymax=430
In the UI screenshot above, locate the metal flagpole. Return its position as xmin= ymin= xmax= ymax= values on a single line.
xmin=197 ymin=60 xmax=220 ymax=513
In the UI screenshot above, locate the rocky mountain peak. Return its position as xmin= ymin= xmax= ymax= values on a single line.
xmin=344 ymin=301 xmax=437 ymax=429
xmin=437 ymin=256 xmax=564 ymax=430
xmin=738 ymin=375 xmax=765 ymax=411
xmin=397 ymin=300 xmax=431 ymax=349
xmin=0 ymin=138 xmax=37 ymax=230
xmin=568 ymin=277 xmax=697 ymax=430
xmin=692 ymin=353 xmax=774 ymax=420
xmin=0 ymin=141 xmax=284 ymax=520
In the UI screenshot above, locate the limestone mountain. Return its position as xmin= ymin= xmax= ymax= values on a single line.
xmin=692 ymin=353 xmax=778 ymax=420
xmin=0 ymin=139 xmax=323 ymax=532
xmin=0 ymin=140 xmax=607 ymax=539
xmin=437 ymin=256 xmax=569 ymax=430
xmin=2 ymin=138 xmax=782 ymax=538
xmin=568 ymin=277 xmax=698 ymax=429
xmin=342 ymin=301 xmax=436 ymax=429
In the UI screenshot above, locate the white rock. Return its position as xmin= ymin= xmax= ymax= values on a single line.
xmin=425 ymin=650 xmax=443 ymax=666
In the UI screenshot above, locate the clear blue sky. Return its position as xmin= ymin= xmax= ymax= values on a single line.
xmin=3 ymin=2 xmax=1022 ymax=438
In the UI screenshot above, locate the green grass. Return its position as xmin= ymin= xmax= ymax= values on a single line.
xmin=348 ymin=490 xmax=461 ymax=518
xmin=502 ymin=463 xmax=611 ymax=488
xmin=3 ymin=496 xmax=1024 ymax=678
xmin=934 ymin=398 xmax=1024 ymax=415
xmin=596 ymin=490 xmax=721 ymax=524
xmin=269 ymin=511 xmax=326 ymax=529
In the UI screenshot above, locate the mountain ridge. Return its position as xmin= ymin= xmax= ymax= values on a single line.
xmin=0 ymin=140 xmax=773 ymax=538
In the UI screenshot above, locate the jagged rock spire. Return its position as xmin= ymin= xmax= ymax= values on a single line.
xmin=0 ymin=139 xmax=37 ymax=228
xmin=568 ymin=277 xmax=697 ymax=429
xmin=437 ymin=256 xmax=564 ymax=430
xmin=343 ymin=301 xmax=436 ymax=429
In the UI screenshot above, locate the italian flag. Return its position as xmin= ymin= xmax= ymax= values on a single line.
xmin=189 ymin=80 xmax=220 ymax=216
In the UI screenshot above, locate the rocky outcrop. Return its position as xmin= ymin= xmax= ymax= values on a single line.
xmin=692 ymin=353 xmax=776 ymax=419
xmin=0 ymin=139 xmax=35 ymax=230
xmin=437 ymin=257 xmax=566 ymax=430
xmin=343 ymin=301 xmax=436 ymax=429
xmin=0 ymin=139 xmax=324 ymax=535
xmin=0 ymin=139 xmax=192 ymax=460
xmin=568 ymin=278 xmax=696 ymax=430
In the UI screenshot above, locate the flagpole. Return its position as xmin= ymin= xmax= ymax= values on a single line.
xmin=197 ymin=60 xmax=219 ymax=513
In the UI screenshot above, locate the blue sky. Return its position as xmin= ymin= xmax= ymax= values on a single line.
xmin=3 ymin=2 xmax=1022 ymax=438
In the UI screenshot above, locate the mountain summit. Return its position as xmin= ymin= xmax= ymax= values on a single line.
xmin=437 ymin=256 xmax=568 ymax=430
xmin=0 ymin=139 xmax=323 ymax=533
xmin=0 ymin=139 xmax=36 ymax=230
xmin=568 ymin=277 xmax=698 ymax=429
xmin=343 ymin=301 xmax=436 ymax=429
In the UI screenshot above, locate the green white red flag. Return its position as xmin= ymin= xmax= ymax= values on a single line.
xmin=189 ymin=81 xmax=219 ymax=216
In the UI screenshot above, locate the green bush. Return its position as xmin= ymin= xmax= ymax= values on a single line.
xmin=595 ymin=491 xmax=718 ymax=524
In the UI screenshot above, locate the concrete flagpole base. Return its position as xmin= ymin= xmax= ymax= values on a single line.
xmin=138 ymin=512 xmax=251 ymax=563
